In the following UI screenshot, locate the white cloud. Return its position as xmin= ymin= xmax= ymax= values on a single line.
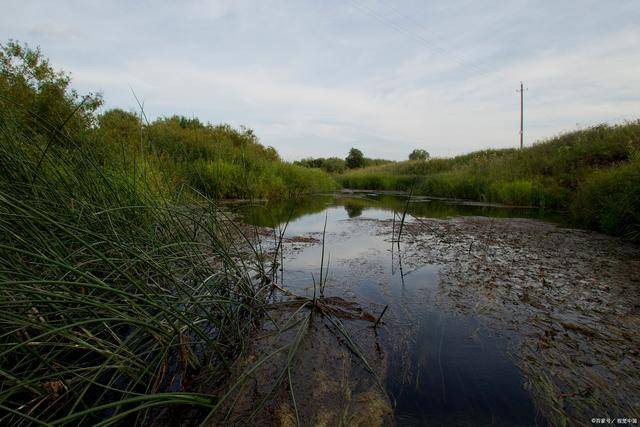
xmin=2 ymin=0 xmax=639 ymax=160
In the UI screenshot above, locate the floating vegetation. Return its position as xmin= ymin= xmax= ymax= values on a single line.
xmin=394 ymin=216 xmax=640 ymax=424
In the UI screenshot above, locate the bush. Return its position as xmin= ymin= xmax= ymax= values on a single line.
xmin=572 ymin=157 xmax=640 ymax=239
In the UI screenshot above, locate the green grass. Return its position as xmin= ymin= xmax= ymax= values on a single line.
xmin=96 ymin=112 xmax=338 ymax=201
xmin=0 ymin=40 xmax=348 ymax=424
xmin=1 ymin=41 xmax=287 ymax=424
xmin=337 ymin=121 xmax=640 ymax=240
xmin=0 ymin=114 xmax=282 ymax=424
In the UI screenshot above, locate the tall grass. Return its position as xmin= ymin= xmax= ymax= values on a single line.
xmin=0 ymin=41 xmax=346 ymax=424
xmin=96 ymin=112 xmax=338 ymax=201
xmin=337 ymin=121 xmax=640 ymax=240
xmin=0 ymin=111 xmax=273 ymax=424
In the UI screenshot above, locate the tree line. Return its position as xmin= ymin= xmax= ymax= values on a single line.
xmin=295 ymin=147 xmax=430 ymax=174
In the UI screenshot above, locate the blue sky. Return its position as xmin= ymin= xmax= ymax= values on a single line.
xmin=2 ymin=0 xmax=639 ymax=160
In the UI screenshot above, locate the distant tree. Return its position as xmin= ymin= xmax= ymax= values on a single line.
xmin=178 ymin=116 xmax=204 ymax=129
xmin=323 ymin=157 xmax=346 ymax=173
xmin=97 ymin=109 xmax=140 ymax=140
xmin=345 ymin=148 xmax=365 ymax=169
xmin=409 ymin=149 xmax=429 ymax=161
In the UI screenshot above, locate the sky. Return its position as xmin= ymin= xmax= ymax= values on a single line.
xmin=2 ymin=0 xmax=639 ymax=160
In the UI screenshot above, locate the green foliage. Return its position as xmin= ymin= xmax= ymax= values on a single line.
xmin=139 ymin=118 xmax=335 ymax=199
xmin=0 ymin=40 xmax=339 ymax=424
xmin=0 ymin=108 xmax=274 ymax=424
xmin=294 ymin=156 xmax=347 ymax=173
xmin=296 ymin=155 xmax=393 ymax=174
xmin=0 ymin=40 xmax=103 ymax=143
xmin=572 ymin=155 xmax=640 ymax=239
xmin=338 ymin=122 xmax=640 ymax=240
xmin=408 ymin=149 xmax=429 ymax=161
xmin=363 ymin=157 xmax=394 ymax=168
xmin=0 ymin=41 xmax=336 ymax=202
xmin=345 ymin=147 xmax=365 ymax=169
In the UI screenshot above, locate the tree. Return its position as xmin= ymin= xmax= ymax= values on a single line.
xmin=97 ymin=109 xmax=140 ymax=142
xmin=0 ymin=40 xmax=103 ymax=142
xmin=322 ymin=157 xmax=346 ymax=173
xmin=345 ymin=148 xmax=365 ymax=169
xmin=409 ymin=149 xmax=429 ymax=161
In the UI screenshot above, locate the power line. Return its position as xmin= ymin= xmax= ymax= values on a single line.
xmin=382 ymin=2 xmax=502 ymax=79
xmin=345 ymin=1 xmax=567 ymax=143
xmin=346 ymin=0 xmax=511 ymax=83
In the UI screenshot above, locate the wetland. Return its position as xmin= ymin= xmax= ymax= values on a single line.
xmin=219 ymin=192 xmax=640 ymax=426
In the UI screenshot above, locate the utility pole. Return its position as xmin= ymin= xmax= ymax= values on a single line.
xmin=517 ymin=81 xmax=524 ymax=149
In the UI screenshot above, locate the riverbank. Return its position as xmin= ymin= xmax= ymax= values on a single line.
xmin=223 ymin=197 xmax=640 ymax=425
xmin=395 ymin=216 xmax=640 ymax=425
xmin=335 ymin=121 xmax=640 ymax=241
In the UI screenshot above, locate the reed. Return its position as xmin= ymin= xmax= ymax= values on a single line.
xmin=0 ymin=113 xmax=273 ymax=425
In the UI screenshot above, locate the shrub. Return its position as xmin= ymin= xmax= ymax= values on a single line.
xmin=345 ymin=148 xmax=365 ymax=169
xmin=572 ymin=157 xmax=640 ymax=239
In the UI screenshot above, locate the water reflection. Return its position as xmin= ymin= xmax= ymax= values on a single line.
xmin=233 ymin=191 xmax=559 ymax=229
xmin=343 ymin=203 xmax=364 ymax=218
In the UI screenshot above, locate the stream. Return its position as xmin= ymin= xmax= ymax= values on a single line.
xmin=223 ymin=191 xmax=640 ymax=426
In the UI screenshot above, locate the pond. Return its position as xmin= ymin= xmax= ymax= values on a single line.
xmin=225 ymin=192 xmax=639 ymax=425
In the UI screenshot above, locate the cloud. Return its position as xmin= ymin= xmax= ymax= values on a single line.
xmin=2 ymin=0 xmax=639 ymax=160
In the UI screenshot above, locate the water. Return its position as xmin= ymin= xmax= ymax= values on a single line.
xmin=236 ymin=191 xmax=559 ymax=230
xmin=234 ymin=192 xmax=550 ymax=425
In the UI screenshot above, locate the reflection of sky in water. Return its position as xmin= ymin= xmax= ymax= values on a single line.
xmin=280 ymin=206 xmax=393 ymax=236
xmin=271 ymin=201 xmax=539 ymax=425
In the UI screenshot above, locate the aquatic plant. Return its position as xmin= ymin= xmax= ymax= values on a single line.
xmin=0 ymin=118 xmax=277 ymax=424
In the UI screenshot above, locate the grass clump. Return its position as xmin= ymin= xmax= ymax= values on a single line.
xmin=0 ymin=120 xmax=272 ymax=424
xmin=572 ymin=151 xmax=640 ymax=239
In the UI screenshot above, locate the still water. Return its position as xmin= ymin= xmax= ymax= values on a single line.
xmin=234 ymin=192 xmax=551 ymax=425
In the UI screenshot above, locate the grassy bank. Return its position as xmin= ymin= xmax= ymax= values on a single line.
xmin=0 ymin=40 xmax=333 ymax=424
xmin=337 ymin=122 xmax=640 ymax=240
xmin=96 ymin=112 xmax=338 ymax=200
xmin=0 ymin=119 xmax=275 ymax=424
xmin=1 ymin=41 xmax=337 ymax=203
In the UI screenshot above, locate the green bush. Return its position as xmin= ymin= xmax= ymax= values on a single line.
xmin=572 ymin=156 xmax=640 ymax=239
